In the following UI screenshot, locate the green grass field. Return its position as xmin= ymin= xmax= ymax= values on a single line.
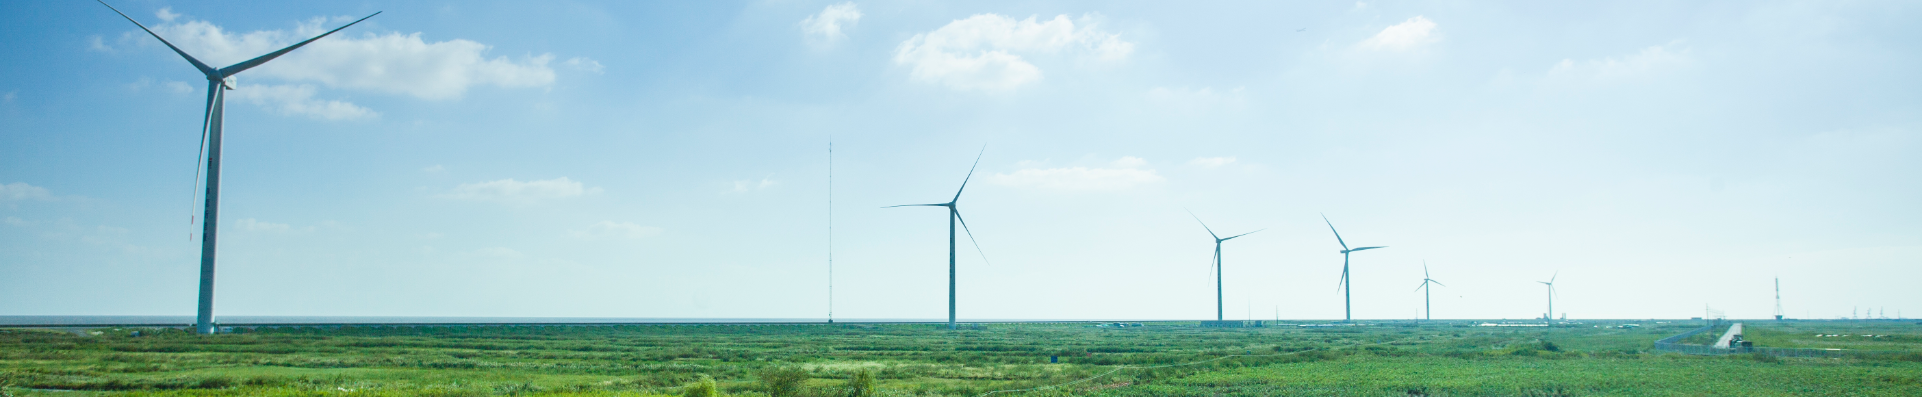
xmin=3 ymin=320 xmax=1919 ymax=396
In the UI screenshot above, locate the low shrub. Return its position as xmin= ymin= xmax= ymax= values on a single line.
xmin=684 ymin=375 xmax=719 ymax=397
xmin=758 ymin=366 xmax=810 ymax=397
xmin=846 ymin=369 xmax=875 ymax=397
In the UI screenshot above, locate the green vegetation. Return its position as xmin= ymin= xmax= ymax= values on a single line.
xmin=2 ymin=320 xmax=1918 ymax=396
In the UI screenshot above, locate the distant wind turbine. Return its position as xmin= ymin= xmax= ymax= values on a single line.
xmin=1414 ymin=261 xmax=1444 ymax=321
xmin=1538 ymin=272 xmax=1559 ymax=322
xmin=1323 ymin=214 xmax=1385 ymax=322
xmin=1189 ymin=211 xmax=1261 ymax=321
xmin=100 ymin=1 xmax=379 ymax=335
xmin=887 ymin=148 xmax=989 ymax=330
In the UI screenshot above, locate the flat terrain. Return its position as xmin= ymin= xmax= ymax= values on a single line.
xmin=2 ymin=320 xmax=1919 ymax=396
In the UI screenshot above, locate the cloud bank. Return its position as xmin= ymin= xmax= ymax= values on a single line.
xmin=445 ymin=177 xmax=597 ymax=203
xmin=122 ymin=8 xmax=560 ymax=120
xmin=1 ymin=182 xmax=54 ymax=201
xmin=894 ymin=14 xmax=1132 ymax=91
xmin=989 ymin=157 xmax=1163 ymax=190
xmin=1360 ymin=16 xmax=1437 ymax=51
xmin=228 ymin=84 xmax=377 ymax=120
xmin=801 ymin=2 xmax=863 ymax=42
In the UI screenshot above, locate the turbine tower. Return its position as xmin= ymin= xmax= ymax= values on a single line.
xmin=1414 ymin=261 xmax=1444 ymax=321
xmin=1773 ymin=277 xmax=1784 ymax=321
xmin=1323 ymin=214 xmax=1385 ymax=322
xmin=100 ymin=1 xmax=378 ymax=335
xmin=887 ymin=148 xmax=988 ymax=330
xmin=1188 ymin=211 xmax=1261 ymax=321
xmin=1538 ymin=272 xmax=1559 ymax=322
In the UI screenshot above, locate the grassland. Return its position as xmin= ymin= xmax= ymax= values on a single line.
xmin=2 ymin=320 xmax=1919 ymax=396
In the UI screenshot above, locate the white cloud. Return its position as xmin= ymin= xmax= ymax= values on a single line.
xmin=4 ymin=216 xmax=31 ymax=227
xmin=1547 ymin=42 xmax=1692 ymax=81
xmin=145 ymin=16 xmax=557 ymax=100
xmin=89 ymin=35 xmax=114 ymax=52
xmin=570 ymin=220 xmax=663 ymax=239
xmin=154 ymin=7 xmax=181 ymax=22
xmin=894 ymin=14 xmax=1132 ymax=91
xmin=988 ymin=158 xmax=1164 ymax=190
xmin=2 ymin=91 xmax=14 ymax=104
xmin=732 ymin=178 xmax=778 ymax=192
xmin=227 ymin=84 xmax=377 ymax=120
xmin=422 ymin=164 xmax=445 ymax=173
xmin=1360 ymin=16 xmax=1438 ymax=51
xmin=445 ymin=177 xmax=597 ymax=202
xmin=563 ymin=57 xmax=604 ymax=74
xmin=236 ymin=218 xmax=292 ymax=232
xmin=164 ymin=80 xmax=194 ymax=93
xmin=802 ymin=2 xmax=863 ymax=42
xmin=2 ymin=182 xmax=53 ymax=201
xmin=1190 ymin=157 xmax=1237 ymax=167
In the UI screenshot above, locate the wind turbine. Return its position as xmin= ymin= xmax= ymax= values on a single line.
xmin=1538 ymin=272 xmax=1559 ymax=322
xmin=100 ymin=2 xmax=379 ymax=335
xmin=1414 ymin=261 xmax=1444 ymax=321
xmin=887 ymin=148 xmax=989 ymax=330
xmin=1323 ymin=214 xmax=1385 ymax=322
xmin=1188 ymin=211 xmax=1261 ymax=321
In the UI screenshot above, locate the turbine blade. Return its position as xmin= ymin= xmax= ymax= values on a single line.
xmin=1350 ymin=246 xmax=1387 ymax=252
xmin=883 ymin=203 xmax=948 ymax=208
xmin=1209 ymin=248 xmax=1219 ymax=283
xmin=1431 ymin=280 xmax=1444 ymax=287
xmin=1335 ymin=268 xmax=1348 ymax=293
xmin=1222 ymin=229 xmax=1264 ymax=241
xmin=1424 ymin=261 xmax=1430 ymax=279
xmin=1415 ymin=281 xmax=1426 ymax=292
xmin=219 ymin=11 xmax=381 ymax=76
xmin=950 ymin=145 xmax=985 ymax=203
xmin=99 ymin=1 xmax=216 ymax=76
xmin=1186 ymin=209 xmax=1219 ymax=240
xmin=954 ymin=209 xmax=988 ymax=266
xmin=1321 ymin=213 xmax=1349 ymax=251
xmin=190 ymin=80 xmax=218 ymax=196
xmin=1550 ymin=271 xmax=1558 ymax=284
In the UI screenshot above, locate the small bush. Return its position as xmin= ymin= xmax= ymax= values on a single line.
xmin=1539 ymin=340 xmax=1561 ymax=352
xmin=684 ymin=375 xmax=719 ymax=397
xmin=846 ymin=369 xmax=875 ymax=397
xmin=495 ymin=381 xmax=545 ymax=395
xmin=758 ymin=366 xmax=809 ymax=397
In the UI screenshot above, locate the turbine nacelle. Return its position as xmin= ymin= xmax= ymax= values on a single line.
xmin=1340 ymin=246 xmax=1385 ymax=254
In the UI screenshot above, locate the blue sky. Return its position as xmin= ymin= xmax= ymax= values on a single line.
xmin=2 ymin=0 xmax=1918 ymax=321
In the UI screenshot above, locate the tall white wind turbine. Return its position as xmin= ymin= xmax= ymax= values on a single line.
xmin=1188 ymin=211 xmax=1261 ymax=322
xmin=1414 ymin=261 xmax=1444 ymax=321
xmin=1323 ymin=214 xmax=1385 ymax=322
xmin=100 ymin=1 xmax=379 ymax=335
xmin=887 ymin=148 xmax=989 ymax=330
xmin=1538 ymin=272 xmax=1559 ymax=322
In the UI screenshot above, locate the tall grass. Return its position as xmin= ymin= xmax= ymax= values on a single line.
xmin=0 ymin=321 xmax=1917 ymax=396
